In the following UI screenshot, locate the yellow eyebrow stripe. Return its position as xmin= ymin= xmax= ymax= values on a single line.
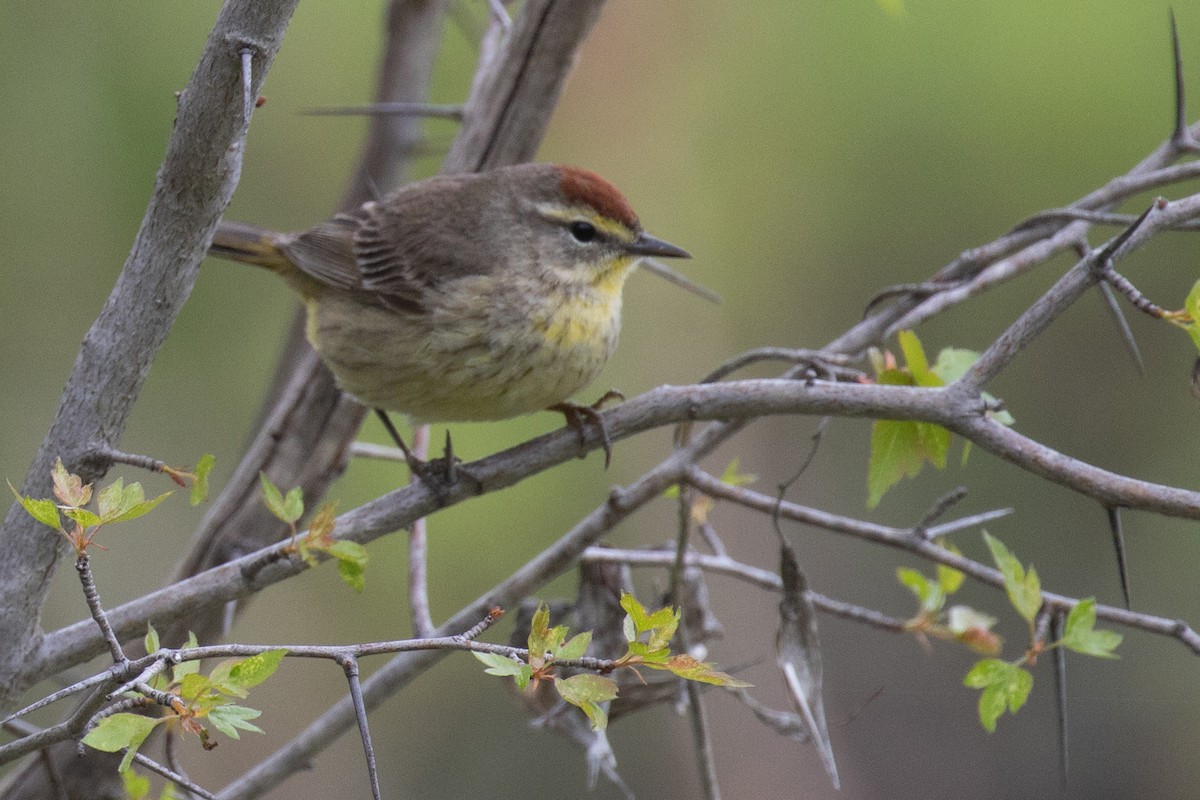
xmin=535 ymin=203 xmax=636 ymax=242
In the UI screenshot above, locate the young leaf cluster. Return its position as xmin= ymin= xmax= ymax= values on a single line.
xmin=901 ymin=533 xmax=1123 ymax=732
xmin=475 ymin=594 xmax=748 ymax=733
xmin=897 ymin=541 xmax=1001 ymax=656
xmin=260 ymin=473 xmax=368 ymax=591
xmin=81 ymin=626 xmax=286 ymax=770
xmin=866 ymin=331 xmax=1013 ymax=508
xmin=9 ymin=459 xmax=178 ymax=556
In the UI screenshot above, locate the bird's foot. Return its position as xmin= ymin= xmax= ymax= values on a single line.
xmin=374 ymin=410 xmax=480 ymax=502
xmin=549 ymin=390 xmax=625 ymax=469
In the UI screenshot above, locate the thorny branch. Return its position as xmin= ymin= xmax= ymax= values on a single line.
xmin=8 ymin=5 xmax=1200 ymax=800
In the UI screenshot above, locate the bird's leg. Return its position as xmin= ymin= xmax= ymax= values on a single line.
xmin=374 ymin=409 xmax=461 ymax=500
xmin=549 ymin=390 xmax=625 ymax=469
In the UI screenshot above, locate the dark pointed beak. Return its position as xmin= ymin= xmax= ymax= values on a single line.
xmin=627 ymin=231 xmax=691 ymax=259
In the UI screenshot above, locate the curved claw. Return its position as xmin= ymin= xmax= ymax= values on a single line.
xmin=549 ymin=391 xmax=624 ymax=468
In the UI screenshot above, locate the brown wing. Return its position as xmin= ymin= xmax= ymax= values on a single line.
xmin=352 ymin=173 xmax=500 ymax=310
xmin=276 ymin=214 xmax=362 ymax=291
xmin=276 ymin=173 xmax=497 ymax=313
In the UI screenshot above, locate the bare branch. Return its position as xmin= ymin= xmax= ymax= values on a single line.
xmin=0 ymin=0 xmax=299 ymax=712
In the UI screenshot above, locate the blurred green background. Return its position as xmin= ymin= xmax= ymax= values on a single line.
xmin=3 ymin=1 xmax=1200 ymax=797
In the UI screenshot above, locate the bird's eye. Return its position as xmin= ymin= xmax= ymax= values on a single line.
xmin=569 ymin=221 xmax=597 ymax=243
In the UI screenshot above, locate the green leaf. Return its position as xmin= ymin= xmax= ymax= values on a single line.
xmin=718 ymin=458 xmax=757 ymax=487
xmin=897 ymin=330 xmax=942 ymax=387
xmin=108 ymin=489 xmax=172 ymax=524
xmin=625 ymin=640 xmax=671 ymax=663
xmin=650 ymin=653 xmax=752 ymax=687
xmin=930 ymin=347 xmax=980 ymax=385
xmin=122 ymin=768 xmax=151 ymax=800
xmin=144 ymin=624 xmax=160 ymax=655
xmin=963 ymin=659 xmax=1033 ymax=732
xmin=96 ymin=478 xmax=125 ymax=520
xmin=474 ymin=652 xmax=526 ymax=676
xmin=224 ymin=649 xmax=287 ymax=692
xmin=259 ymin=473 xmax=302 ymax=524
xmin=207 ymin=705 xmax=264 ymax=739
xmin=474 ymin=652 xmax=533 ymax=688
xmin=283 ymin=487 xmax=304 ymax=525
xmin=619 ymin=592 xmax=651 ymax=631
xmin=1186 ymin=279 xmax=1200 ymax=325
xmin=937 ymin=562 xmax=965 ymax=596
xmin=897 ymin=567 xmax=943 ymax=613
xmin=179 ymin=672 xmax=217 ymax=702
xmin=983 ymin=532 xmax=1042 ymax=623
xmin=556 ymin=673 xmax=617 ymax=731
xmin=337 ymin=558 xmax=366 ymax=592
xmin=328 ymin=539 xmax=368 ymax=566
xmin=9 ymin=482 xmax=63 ymax=530
xmin=190 ymin=454 xmax=215 ymax=505
xmin=527 ymin=604 xmax=571 ymax=662
xmin=1060 ymin=598 xmax=1123 ymax=658
xmin=619 ymin=593 xmax=680 ymax=648
xmin=173 ymin=632 xmax=201 ymax=683
xmin=81 ymin=712 xmax=164 ymax=771
xmin=63 ymin=508 xmax=103 ymax=528
xmin=557 ymin=631 xmax=592 ymax=662
xmin=864 ymin=335 xmax=971 ymax=508
xmin=867 ymin=418 xmax=950 ymax=508
xmin=936 ymin=544 xmax=964 ymax=594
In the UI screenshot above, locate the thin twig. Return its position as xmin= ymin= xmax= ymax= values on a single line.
xmin=1107 ymin=506 xmax=1132 ymax=610
xmin=700 ymin=348 xmax=859 ymax=385
xmin=132 ymin=751 xmax=218 ymax=800
xmin=408 ymin=424 xmax=434 ymax=637
xmin=340 ymin=657 xmax=381 ymax=800
xmin=912 ymin=486 xmax=969 ymax=540
xmin=687 ymin=469 xmax=1200 ymax=652
xmin=1099 ymin=264 xmax=1172 ymax=319
xmin=89 ymin=447 xmax=168 ymax=476
xmin=579 ymin=546 xmax=908 ymax=633
xmin=216 ymin=412 xmax=724 ymax=800
xmin=1051 ymin=610 xmax=1069 ymax=784
xmin=666 ymin=480 xmax=693 ymax=608
xmin=1096 ymin=282 xmax=1145 ymax=374
xmin=1170 ymin=10 xmax=1200 ymax=152
xmin=37 ymin=372 xmax=1200 ymax=679
xmin=0 ymin=682 xmax=115 ymax=764
xmin=683 ymin=644 xmax=721 ymax=800
xmin=75 ymin=555 xmax=125 ymax=665
xmin=304 ymin=102 xmax=465 ymax=119
xmin=641 ymin=258 xmax=722 ymax=304
xmin=956 ymin=196 xmax=1200 ymax=392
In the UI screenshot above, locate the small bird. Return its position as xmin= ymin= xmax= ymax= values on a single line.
xmin=208 ymin=162 xmax=690 ymax=476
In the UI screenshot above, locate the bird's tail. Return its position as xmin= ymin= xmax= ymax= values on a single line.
xmin=208 ymin=221 xmax=290 ymax=271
